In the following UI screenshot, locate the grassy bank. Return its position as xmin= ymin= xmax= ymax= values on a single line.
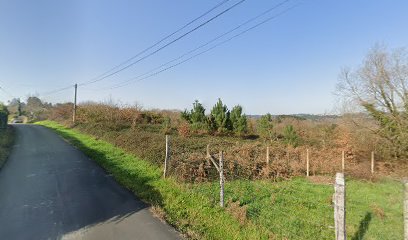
xmin=37 ymin=121 xmax=404 ymax=239
xmin=0 ymin=126 xmax=15 ymax=168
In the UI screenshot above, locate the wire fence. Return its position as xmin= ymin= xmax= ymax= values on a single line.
xmin=162 ymin=135 xmax=406 ymax=239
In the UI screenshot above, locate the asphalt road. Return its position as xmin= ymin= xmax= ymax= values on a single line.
xmin=0 ymin=124 xmax=181 ymax=240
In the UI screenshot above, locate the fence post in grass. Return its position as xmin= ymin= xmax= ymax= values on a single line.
xmin=266 ymin=146 xmax=270 ymax=165
xmin=219 ymin=150 xmax=224 ymax=208
xmin=163 ymin=135 xmax=170 ymax=178
xmin=404 ymin=178 xmax=408 ymax=240
xmin=334 ymin=173 xmax=346 ymax=240
xmin=342 ymin=151 xmax=345 ymax=172
xmin=306 ymin=149 xmax=310 ymax=177
xmin=371 ymin=151 xmax=375 ymax=174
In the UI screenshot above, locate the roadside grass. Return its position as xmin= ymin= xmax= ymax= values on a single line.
xmin=37 ymin=121 xmax=404 ymax=239
xmin=0 ymin=126 xmax=15 ymax=169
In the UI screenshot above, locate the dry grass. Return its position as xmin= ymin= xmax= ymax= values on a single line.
xmin=47 ymin=103 xmax=407 ymax=182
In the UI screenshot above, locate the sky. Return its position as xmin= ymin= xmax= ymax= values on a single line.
xmin=0 ymin=0 xmax=407 ymax=115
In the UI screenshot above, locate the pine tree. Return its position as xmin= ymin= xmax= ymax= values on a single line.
xmin=283 ymin=125 xmax=300 ymax=147
xmin=230 ymin=105 xmax=247 ymax=135
xmin=180 ymin=100 xmax=206 ymax=130
xmin=210 ymin=98 xmax=232 ymax=133
xmin=257 ymin=113 xmax=274 ymax=139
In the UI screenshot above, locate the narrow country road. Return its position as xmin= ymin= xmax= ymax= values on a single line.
xmin=0 ymin=124 xmax=181 ymax=240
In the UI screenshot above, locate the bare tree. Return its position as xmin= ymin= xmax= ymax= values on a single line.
xmin=337 ymin=44 xmax=408 ymax=158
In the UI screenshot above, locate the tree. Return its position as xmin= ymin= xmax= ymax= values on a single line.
xmin=257 ymin=113 xmax=274 ymax=140
xmin=337 ymin=45 xmax=408 ymax=157
xmin=230 ymin=105 xmax=247 ymax=135
xmin=210 ymin=98 xmax=232 ymax=133
xmin=181 ymin=100 xmax=207 ymax=130
xmin=23 ymin=96 xmax=50 ymax=121
xmin=7 ymin=98 xmax=22 ymax=116
xmin=283 ymin=125 xmax=299 ymax=147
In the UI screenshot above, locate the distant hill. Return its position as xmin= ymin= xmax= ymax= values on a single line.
xmin=247 ymin=114 xmax=339 ymax=121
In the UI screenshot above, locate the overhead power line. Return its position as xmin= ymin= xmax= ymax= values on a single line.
xmin=40 ymin=85 xmax=75 ymax=97
xmin=37 ymin=0 xmax=242 ymax=97
xmin=99 ymin=1 xmax=298 ymax=90
xmin=78 ymin=0 xmax=247 ymax=86
xmin=86 ymin=0 xmax=232 ymax=83
xmin=0 ymin=82 xmax=14 ymax=99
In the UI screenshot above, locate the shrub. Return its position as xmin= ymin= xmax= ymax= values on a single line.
xmin=181 ymin=100 xmax=207 ymax=131
xmin=283 ymin=125 xmax=300 ymax=147
xmin=257 ymin=113 xmax=274 ymax=140
xmin=210 ymin=98 xmax=232 ymax=133
xmin=0 ymin=103 xmax=9 ymax=129
xmin=230 ymin=105 xmax=247 ymax=135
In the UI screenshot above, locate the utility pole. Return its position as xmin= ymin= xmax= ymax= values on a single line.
xmin=73 ymin=84 xmax=77 ymax=124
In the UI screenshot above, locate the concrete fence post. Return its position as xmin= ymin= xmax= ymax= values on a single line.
xmin=334 ymin=173 xmax=346 ymax=240
xmin=404 ymin=178 xmax=408 ymax=240
xmin=219 ymin=151 xmax=224 ymax=208
xmin=306 ymin=149 xmax=310 ymax=177
xmin=163 ymin=135 xmax=170 ymax=178
xmin=266 ymin=146 xmax=270 ymax=165
xmin=371 ymin=151 xmax=375 ymax=174
xmin=342 ymin=150 xmax=345 ymax=172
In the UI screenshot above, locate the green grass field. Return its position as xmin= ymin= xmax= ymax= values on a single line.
xmin=37 ymin=121 xmax=404 ymax=239
xmin=0 ymin=126 xmax=15 ymax=169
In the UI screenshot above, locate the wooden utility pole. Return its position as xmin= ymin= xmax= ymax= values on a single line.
xmin=163 ymin=135 xmax=170 ymax=178
xmin=334 ymin=173 xmax=346 ymax=240
xmin=73 ymin=83 xmax=78 ymax=124
xmin=306 ymin=149 xmax=310 ymax=177
xmin=219 ymin=150 xmax=224 ymax=208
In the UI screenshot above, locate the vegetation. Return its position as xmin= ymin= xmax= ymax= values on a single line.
xmin=181 ymin=99 xmax=248 ymax=135
xmin=257 ymin=113 xmax=274 ymax=140
xmin=283 ymin=125 xmax=300 ymax=147
xmin=337 ymin=45 xmax=408 ymax=159
xmin=0 ymin=103 xmax=9 ymax=128
xmin=0 ymin=125 xmax=15 ymax=168
xmin=181 ymin=100 xmax=207 ymax=131
xmin=7 ymin=96 xmax=52 ymax=122
xmin=230 ymin=105 xmax=247 ymax=136
xmin=37 ymin=121 xmax=404 ymax=240
xmin=41 ymin=100 xmax=408 ymax=181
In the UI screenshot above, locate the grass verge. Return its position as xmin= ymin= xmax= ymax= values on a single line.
xmin=37 ymin=120 xmax=404 ymax=239
xmin=0 ymin=125 xmax=15 ymax=169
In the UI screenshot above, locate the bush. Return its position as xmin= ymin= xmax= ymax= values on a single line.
xmin=181 ymin=100 xmax=207 ymax=131
xmin=0 ymin=103 xmax=9 ymax=129
xmin=230 ymin=105 xmax=247 ymax=135
xmin=283 ymin=125 xmax=300 ymax=147
xmin=257 ymin=114 xmax=274 ymax=140
xmin=210 ymin=98 xmax=232 ymax=133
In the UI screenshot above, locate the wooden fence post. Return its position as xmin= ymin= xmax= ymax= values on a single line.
xmin=404 ymin=178 xmax=408 ymax=240
xmin=163 ymin=135 xmax=170 ymax=178
xmin=371 ymin=151 xmax=375 ymax=174
xmin=266 ymin=146 xmax=270 ymax=165
xmin=219 ymin=151 xmax=224 ymax=208
xmin=342 ymin=151 xmax=345 ymax=172
xmin=306 ymin=149 xmax=310 ymax=177
xmin=334 ymin=173 xmax=346 ymax=240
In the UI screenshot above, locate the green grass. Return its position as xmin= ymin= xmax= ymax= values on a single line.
xmin=0 ymin=126 xmax=15 ymax=168
xmin=37 ymin=120 xmax=404 ymax=239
